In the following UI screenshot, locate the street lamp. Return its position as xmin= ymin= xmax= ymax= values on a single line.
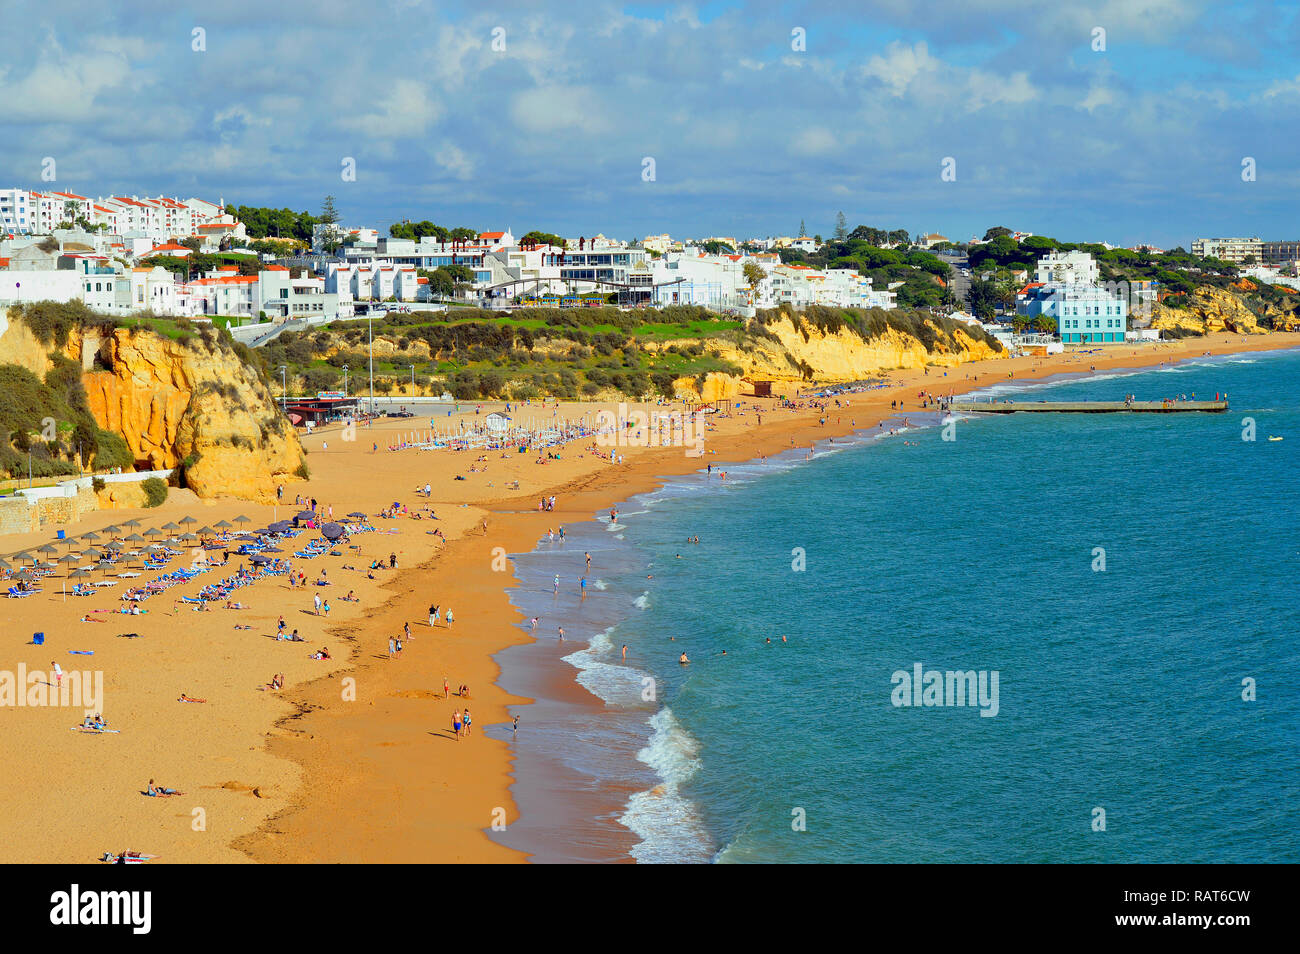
xmin=342 ymin=365 xmax=349 ymax=398
xmin=409 ymin=364 xmax=415 ymax=396
xmin=278 ymin=365 xmax=287 ymax=410
xmin=368 ymin=312 xmax=374 ymax=419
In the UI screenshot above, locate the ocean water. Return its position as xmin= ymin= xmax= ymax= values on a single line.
xmin=499 ymin=349 xmax=1300 ymax=863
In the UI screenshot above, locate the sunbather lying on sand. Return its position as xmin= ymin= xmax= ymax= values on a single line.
xmin=178 ymin=694 xmax=206 ymax=703
xmin=310 ymin=647 xmax=331 ymax=660
xmin=146 ymin=779 xmax=183 ymax=797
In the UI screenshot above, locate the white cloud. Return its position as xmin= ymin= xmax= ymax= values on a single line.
xmin=862 ymin=41 xmax=940 ymax=97
xmin=343 ymin=80 xmax=442 ymax=139
xmin=510 ymin=85 xmax=611 ymax=134
xmin=435 ymin=144 xmax=474 ymax=180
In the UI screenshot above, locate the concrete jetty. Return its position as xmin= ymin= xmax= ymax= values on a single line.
xmin=950 ymin=400 xmax=1229 ymax=414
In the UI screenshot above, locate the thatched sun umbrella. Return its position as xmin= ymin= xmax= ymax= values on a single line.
xmin=37 ymin=544 xmax=59 ymax=556
xmin=122 ymin=519 xmax=142 ymax=528
xmin=101 ymin=524 xmax=121 ymax=536
xmin=81 ymin=531 xmax=101 ymax=542
xmin=58 ymin=553 xmax=80 ymax=566
xmin=180 ymin=533 xmax=199 ymax=542
xmin=68 ymin=567 xmax=91 ymax=581
xmin=234 ymin=515 xmax=252 ymax=525
xmin=179 ymin=516 xmax=197 ymax=526
xmin=214 ymin=520 xmax=233 ymax=529
xmin=144 ymin=527 xmax=163 ymax=537
xmin=196 ymin=526 xmax=215 ymax=536
xmin=124 ymin=533 xmax=145 ymax=543
xmin=162 ymin=522 xmax=180 ymax=531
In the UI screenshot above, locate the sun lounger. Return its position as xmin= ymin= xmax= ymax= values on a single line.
xmin=7 ymin=587 xmax=38 ymax=598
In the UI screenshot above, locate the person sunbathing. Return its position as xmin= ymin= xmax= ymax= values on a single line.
xmin=269 ymin=673 xmax=284 ymax=690
xmin=146 ymin=779 xmax=182 ymax=797
xmin=225 ymin=601 xmax=247 ymax=609
xmin=310 ymin=647 xmax=331 ymax=660
xmin=342 ymin=590 xmax=357 ymax=602
xmin=178 ymin=694 xmax=206 ymax=703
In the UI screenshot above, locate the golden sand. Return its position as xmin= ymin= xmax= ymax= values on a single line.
xmin=0 ymin=332 xmax=1292 ymax=863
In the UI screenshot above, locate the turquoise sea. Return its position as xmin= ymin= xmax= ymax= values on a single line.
xmin=497 ymin=348 xmax=1300 ymax=863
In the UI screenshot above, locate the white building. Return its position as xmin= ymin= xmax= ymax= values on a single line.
xmin=1191 ymin=237 xmax=1262 ymax=265
xmin=1034 ymin=250 xmax=1100 ymax=285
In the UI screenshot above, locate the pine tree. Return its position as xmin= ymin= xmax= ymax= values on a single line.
xmin=834 ymin=211 xmax=847 ymax=241
xmin=799 ymin=219 xmax=806 ymax=238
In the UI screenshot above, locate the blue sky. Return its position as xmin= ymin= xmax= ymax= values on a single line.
xmin=2 ymin=0 xmax=1299 ymax=248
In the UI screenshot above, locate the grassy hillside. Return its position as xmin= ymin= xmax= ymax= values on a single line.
xmin=258 ymin=303 xmax=1003 ymax=400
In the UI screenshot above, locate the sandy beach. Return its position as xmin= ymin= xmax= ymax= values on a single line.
xmin=1 ymin=330 xmax=1294 ymax=865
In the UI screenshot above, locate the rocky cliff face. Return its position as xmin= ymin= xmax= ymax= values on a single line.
xmin=1149 ymin=286 xmax=1284 ymax=336
xmin=80 ymin=328 xmax=306 ymax=501
xmin=658 ymin=314 xmax=1001 ymax=393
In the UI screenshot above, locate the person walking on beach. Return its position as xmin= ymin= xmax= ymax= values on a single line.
xmin=388 ymin=637 xmax=395 ymax=657
xmin=445 ymin=609 xmax=453 ymax=628
xmin=463 ymin=708 xmax=472 ymax=737
xmin=558 ymin=626 xmax=565 ymax=641
xmin=314 ymin=592 xmax=322 ymax=616
xmin=585 ymin=551 xmax=591 ymax=570
xmin=553 ymin=574 xmax=560 ymax=595
xmin=404 ymin=621 xmax=412 ymax=642
xmin=513 ymin=715 xmax=519 ymax=736
xmin=52 ymin=661 xmax=63 ymax=690
xmin=452 ymin=710 xmax=462 ymax=739
xmin=277 ymin=615 xmax=285 ymax=636
xmin=622 ymin=644 xmax=628 ymax=660
xmin=429 ymin=604 xmax=437 ymax=627
xmin=443 ymin=675 xmax=450 ymax=698
xmin=322 ymin=599 xmax=331 ymax=618
xmin=580 ymin=577 xmax=587 ymax=600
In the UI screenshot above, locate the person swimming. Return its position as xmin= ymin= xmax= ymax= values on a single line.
xmin=678 ymin=652 xmax=689 ymax=664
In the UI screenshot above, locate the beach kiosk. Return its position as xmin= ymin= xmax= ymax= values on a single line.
xmin=485 ymin=411 xmax=511 ymax=435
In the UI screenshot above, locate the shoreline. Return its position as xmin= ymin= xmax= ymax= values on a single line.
xmin=1 ymin=332 xmax=1295 ymax=864
xmin=236 ymin=332 xmax=1300 ymax=865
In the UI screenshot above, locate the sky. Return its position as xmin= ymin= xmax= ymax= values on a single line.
xmin=2 ymin=0 xmax=1299 ymax=248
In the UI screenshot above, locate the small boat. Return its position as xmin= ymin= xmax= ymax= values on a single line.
xmin=1268 ymin=436 xmax=1283 ymax=441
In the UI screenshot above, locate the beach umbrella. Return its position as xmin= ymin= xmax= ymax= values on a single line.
xmin=295 ymin=511 xmax=314 ymax=521
xmin=101 ymin=524 xmax=121 ymax=535
xmin=68 ymin=568 xmax=90 ymax=580
xmin=58 ymin=553 xmax=80 ymax=565
xmin=144 ymin=527 xmax=163 ymax=537
xmin=263 ymin=546 xmax=283 ymax=553
xmin=103 ymin=540 xmax=124 ymax=550
xmin=196 ymin=526 xmax=215 ymax=535
xmin=234 ymin=515 xmax=252 ymax=524
xmin=12 ymin=551 xmax=36 ymax=564
xmin=95 ymin=560 xmax=113 ymax=575
xmin=13 ymin=570 xmax=33 ymax=582
xmin=0 ymin=558 xmax=10 ymax=571
xmin=248 ymin=555 xmax=271 ymax=565
xmin=179 ymin=516 xmax=197 ymax=526
xmin=37 ymin=544 xmax=58 ymax=556
xmin=81 ymin=532 xmax=100 ymax=542
xmin=347 ymin=511 xmax=367 ymax=519
xmin=162 ymin=522 xmax=180 ymax=531
xmin=122 ymin=519 xmax=141 ymax=528
xmin=214 ymin=520 xmax=233 ymax=529
xmin=321 ymin=523 xmax=344 ymax=540
xmin=125 ymin=533 xmax=145 ymax=543
xmin=81 ymin=548 xmax=102 ymax=561
xmin=180 ymin=533 xmax=199 ymax=542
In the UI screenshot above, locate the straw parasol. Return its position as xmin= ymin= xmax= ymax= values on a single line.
xmin=234 ymin=515 xmax=252 ymax=524
xmin=214 ymin=520 xmax=233 ymax=529
xmin=101 ymin=524 xmax=121 ymax=535
xmin=124 ymin=533 xmax=145 ymax=543
xmin=81 ymin=531 xmax=101 ymax=542
xmin=122 ymin=519 xmax=142 ymax=528
xmin=179 ymin=516 xmax=197 ymax=526
xmin=162 ymin=522 xmax=180 ymax=531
